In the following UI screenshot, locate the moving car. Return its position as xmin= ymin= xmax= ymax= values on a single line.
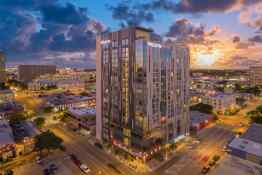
xmin=80 ymin=164 xmax=91 ymax=173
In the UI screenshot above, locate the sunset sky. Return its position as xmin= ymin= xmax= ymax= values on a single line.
xmin=0 ymin=0 xmax=262 ymax=69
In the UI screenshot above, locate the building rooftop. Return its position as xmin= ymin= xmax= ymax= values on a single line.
xmin=69 ymin=107 xmax=96 ymax=118
xmin=241 ymin=123 xmax=262 ymax=144
xmin=190 ymin=111 xmax=213 ymax=125
xmin=47 ymin=94 xmax=94 ymax=106
xmin=0 ymin=120 xmax=14 ymax=147
xmin=0 ymin=132 xmax=15 ymax=148
xmin=229 ymin=137 xmax=262 ymax=157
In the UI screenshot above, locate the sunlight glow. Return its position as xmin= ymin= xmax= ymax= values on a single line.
xmin=195 ymin=49 xmax=221 ymax=66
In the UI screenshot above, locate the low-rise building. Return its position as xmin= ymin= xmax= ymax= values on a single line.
xmin=15 ymin=121 xmax=40 ymax=155
xmin=28 ymin=80 xmax=56 ymax=91
xmin=228 ymin=123 xmax=262 ymax=165
xmin=202 ymin=93 xmax=236 ymax=113
xmin=0 ymin=120 xmax=15 ymax=161
xmin=0 ymin=102 xmax=24 ymax=119
xmin=190 ymin=111 xmax=215 ymax=132
xmin=46 ymin=94 xmax=95 ymax=111
xmin=57 ymin=80 xmax=86 ymax=93
xmin=0 ymin=89 xmax=14 ymax=104
xmin=68 ymin=107 xmax=96 ymax=126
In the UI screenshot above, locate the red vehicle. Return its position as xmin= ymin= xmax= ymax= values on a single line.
xmin=70 ymin=154 xmax=81 ymax=166
xmin=202 ymin=156 xmax=209 ymax=162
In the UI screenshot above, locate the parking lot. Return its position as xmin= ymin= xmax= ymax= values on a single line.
xmin=13 ymin=151 xmax=83 ymax=175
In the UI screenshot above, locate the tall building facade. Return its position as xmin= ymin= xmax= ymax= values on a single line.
xmin=0 ymin=52 xmax=5 ymax=83
xmin=18 ymin=65 xmax=56 ymax=83
xmin=96 ymin=27 xmax=190 ymax=156
xmin=249 ymin=66 xmax=262 ymax=86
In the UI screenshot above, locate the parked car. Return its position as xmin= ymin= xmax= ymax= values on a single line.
xmin=49 ymin=163 xmax=58 ymax=172
xmin=69 ymin=154 xmax=81 ymax=166
xmin=80 ymin=164 xmax=91 ymax=173
xmin=36 ymin=156 xmax=42 ymax=164
xmin=201 ymin=166 xmax=210 ymax=174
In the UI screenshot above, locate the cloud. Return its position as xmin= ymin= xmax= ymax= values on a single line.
xmin=144 ymin=0 xmax=239 ymax=13
xmin=219 ymin=55 xmax=261 ymax=68
xmin=41 ymin=3 xmax=88 ymax=25
xmin=107 ymin=0 xmax=154 ymax=26
xmin=0 ymin=1 xmax=107 ymax=68
xmin=166 ymin=18 xmax=219 ymax=45
xmin=232 ymin=36 xmax=241 ymax=43
xmin=249 ymin=35 xmax=262 ymax=43
xmin=239 ymin=1 xmax=262 ymax=32
xmin=0 ymin=9 xmax=37 ymax=51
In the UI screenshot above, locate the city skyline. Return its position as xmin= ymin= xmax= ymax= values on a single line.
xmin=0 ymin=0 xmax=262 ymax=69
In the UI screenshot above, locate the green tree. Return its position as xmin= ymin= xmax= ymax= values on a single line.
xmin=0 ymin=82 xmax=8 ymax=90
xmin=190 ymin=103 xmax=213 ymax=114
xmin=213 ymin=155 xmax=220 ymax=162
xmin=35 ymin=130 xmax=63 ymax=153
xmin=246 ymin=106 xmax=262 ymax=124
xmin=236 ymin=97 xmax=246 ymax=107
xmin=9 ymin=113 xmax=26 ymax=124
xmin=256 ymin=105 xmax=262 ymax=113
xmin=34 ymin=117 xmax=45 ymax=128
xmin=4 ymin=169 xmax=14 ymax=175
xmin=43 ymin=106 xmax=53 ymax=113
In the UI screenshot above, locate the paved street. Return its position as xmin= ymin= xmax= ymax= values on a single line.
xmin=152 ymin=125 xmax=234 ymax=175
xmin=9 ymin=98 xmax=262 ymax=175
xmin=50 ymin=125 xmax=138 ymax=175
xmin=218 ymin=98 xmax=262 ymax=132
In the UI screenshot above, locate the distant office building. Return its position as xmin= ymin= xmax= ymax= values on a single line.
xmin=96 ymin=27 xmax=190 ymax=157
xmin=18 ymin=65 xmax=56 ymax=83
xmin=0 ymin=52 xmax=6 ymax=83
xmin=249 ymin=66 xmax=262 ymax=86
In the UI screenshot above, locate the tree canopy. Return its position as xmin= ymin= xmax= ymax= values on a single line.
xmin=246 ymin=105 xmax=262 ymax=124
xmin=35 ymin=130 xmax=63 ymax=152
xmin=34 ymin=117 xmax=45 ymax=128
xmin=9 ymin=113 xmax=26 ymax=124
xmin=190 ymin=103 xmax=213 ymax=114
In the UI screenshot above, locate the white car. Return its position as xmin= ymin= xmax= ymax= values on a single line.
xmin=36 ymin=156 xmax=42 ymax=164
xmin=80 ymin=164 xmax=90 ymax=173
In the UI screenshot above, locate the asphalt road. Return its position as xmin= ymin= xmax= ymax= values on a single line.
xmin=152 ymin=126 xmax=234 ymax=175
xmin=11 ymin=123 xmax=235 ymax=175
xmin=50 ymin=125 xmax=138 ymax=175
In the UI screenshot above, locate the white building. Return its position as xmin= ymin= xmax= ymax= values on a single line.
xmin=202 ymin=93 xmax=236 ymax=112
xmin=28 ymin=80 xmax=57 ymax=91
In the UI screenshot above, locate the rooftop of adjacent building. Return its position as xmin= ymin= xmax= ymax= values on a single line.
xmin=228 ymin=123 xmax=262 ymax=157
xmin=0 ymin=120 xmax=15 ymax=148
xmin=241 ymin=123 xmax=262 ymax=144
xmin=68 ymin=107 xmax=96 ymax=117
xmin=190 ymin=111 xmax=214 ymax=124
xmin=47 ymin=93 xmax=94 ymax=105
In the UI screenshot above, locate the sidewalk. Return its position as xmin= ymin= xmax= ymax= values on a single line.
xmin=0 ymin=152 xmax=37 ymax=173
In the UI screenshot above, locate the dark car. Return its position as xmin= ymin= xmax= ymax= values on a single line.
xmin=49 ymin=163 xmax=58 ymax=171
xmin=43 ymin=169 xmax=50 ymax=175
xmin=70 ymin=154 xmax=81 ymax=165
xmin=201 ymin=166 xmax=210 ymax=174
xmin=94 ymin=142 xmax=103 ymax=149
